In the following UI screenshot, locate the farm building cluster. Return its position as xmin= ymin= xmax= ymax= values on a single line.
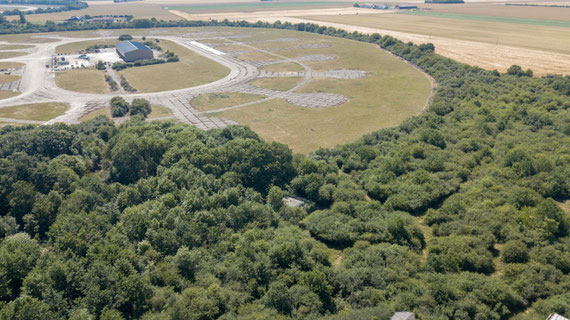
xmin=52 ymin=40 xmax=154 ymax=71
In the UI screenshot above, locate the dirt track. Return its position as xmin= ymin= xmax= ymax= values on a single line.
xmin=170 ymin=8 xmax=570 ymax=76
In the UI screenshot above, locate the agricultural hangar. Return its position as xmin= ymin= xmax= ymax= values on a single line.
xmin=116 ymin=40 xmax=153 ymax=62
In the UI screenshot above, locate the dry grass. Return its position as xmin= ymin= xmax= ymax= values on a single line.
xmin=0 ymin=34 xmax=60 ymax=43
xmin=260 ymin=62 xmax=305 ymax=72
xmin=56 ymin=39 xmax=118 ymax=54
xmin=5 ymin=1 xmax=179 ymax=23
xmin=216 ymin=30 xmax=431 ymax=153
xmin=55 ymin=69 xmax=110 ymax=94
xmin=119 ymin=39 xmax=230 ymax=93
xmin=0 ymin=74 xmax=20 ymax=84
xmin=192 ymin=92 xmax=265 ymax=112
xmin=181 ymin=28 xmax=435 ymax=152
xmin=0 ymin=51 xmax=27 ymax=59
xmin=0 ymin=90 xmax=20 ymax=100
xmin=302 ymin=13 xmax=570 ymax=56
xmin=0 ymin=62 xmax=24 ymax=69
xmin=237 ymin=51 xmax=277 ymax=62
xmin=80 ymin=104 xmax=173 ymax=122
xmin=558 ymin=200 xmax=570 ymax=215
xmin=0 ymin=102 xmax=68 ymax=121
xmin=250 ymin=77 xmax=303 ymax=91
xmin=0 ymin=44 xmax=34 ymax=50
xmin=421 ymin=3 xmax=570 ymax=21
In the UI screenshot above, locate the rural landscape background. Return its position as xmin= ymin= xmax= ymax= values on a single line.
xmin=0 ymin=0 xmax=568 ymax=319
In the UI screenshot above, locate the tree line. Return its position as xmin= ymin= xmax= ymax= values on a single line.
xmin=0 ymin=21 xmax=568 ymax=320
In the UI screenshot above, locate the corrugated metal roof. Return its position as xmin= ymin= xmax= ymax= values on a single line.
xmin=116 ymin=41 xmax=151 ymax=53
xmin=547 ymin=314 xmax=569 ymax=320
xmin=391 ymin=312 xmax=416 ymax=320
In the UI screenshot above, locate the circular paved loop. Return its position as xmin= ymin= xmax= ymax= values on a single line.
xmin=0 ymin=34 xmax=366 ymax=129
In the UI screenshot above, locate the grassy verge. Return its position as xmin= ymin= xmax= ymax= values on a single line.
xmin=0 ymin=44 xmax=34 ymax=50
xmin=80 ymin=104 xmax=173 ymax=122
xmin=0 ymin=74 xmax=20 ymax=84
xmin=55 ymin=69 xmax=110 ymax=94
xmin=56 ymin=39 xmax=118 ymax=54
xmin=215 ymin=30 xmax=431 ymax=153
xmin=192 ymin=93 xmax=265 ymax=112
xmin=0 ymin=62 xmax=24 ymax=69
xmin=399 ymin=11 xmax=570 ymax=28
xmin=119 ymin=39 xmax=230 ymax=93
xmin=0 ymin=102 xmax=68 ymax=121
xmin=0 ymin=51 xmax=27 ymax=59
xmin=261 ymin=62 xmax=305 ymax=72
xmin=0 ymin=90 xmax=20 ymax=100
xmin=250 ymin=77 xmax=304 ymax=91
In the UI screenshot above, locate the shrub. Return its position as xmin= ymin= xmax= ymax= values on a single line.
xmin=110 ymin=96 xmax=129 ymax=117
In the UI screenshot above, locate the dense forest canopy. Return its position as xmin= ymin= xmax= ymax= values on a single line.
xmin=0 ymin=25 xmax=569 ymax=320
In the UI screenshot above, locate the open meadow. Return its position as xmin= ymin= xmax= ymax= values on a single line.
xmin=118 ymin=39 xmax=230 ymax=93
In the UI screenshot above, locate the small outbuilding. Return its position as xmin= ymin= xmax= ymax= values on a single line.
xmin=391 ymin=312 xmax=416 ymax=320
xmin=116 ymin=41 xmax=153 ymax=62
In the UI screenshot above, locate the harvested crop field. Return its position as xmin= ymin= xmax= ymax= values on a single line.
xmin=420 ymin=3 xmax=570 ymax=21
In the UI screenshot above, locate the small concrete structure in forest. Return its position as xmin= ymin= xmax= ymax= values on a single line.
xmin=116 ymin=40 xmax=153 ymax=62
xmin=390 ymin=312 xmax=416 ymax=320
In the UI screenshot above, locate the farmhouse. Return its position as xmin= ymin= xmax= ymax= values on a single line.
xmin=395 ymin=4 xmax=418 ymax=9
xmin=116 ymin=41 xmax=153 ymax=62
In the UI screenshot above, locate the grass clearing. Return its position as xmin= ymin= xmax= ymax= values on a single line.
xmin=238 ymin=51 xmax=277 ymax=62
xmin=148 ymin=104 xmax=173 ymax=119
xmin=0 ymin=74 xmax=19 ymax=84
xmin=6 ymin=2 xmax=179 ymax=23
xmin=172 ymin=1 xmax=350 ymax=12
xmin=0 ymin=62 xmax=24 ymax=69
xmin=0 ymin=34 xmax=60 ymax=43
xmin=400 ymin=11 xmax=570 ymax=28
xmin=56 ymin=39 xmax=118 ymax=54
xmin=214 ymin=30 xmax=431 ymax=153
xmin=192 ymin=93 xmax=265 ymax=112
xmin=422 ymin=3 xmax=570 ymax=22
xmin=119 ymin=39 xmax=230 ymax=93
xmin=0 ymin=51 xmax=27 ymax=59
xmin=251 ymin=77 xmax=303 ymax=91
xmin=55 ymin=69 xmax=110 ymax=94
xmin=0 ymin=44 xmax=34 ymax=50
xmin=260 ymin=62 xmax=305 ymax=72
xmin=0 ymin=102 xmax=68 ymax=121
xmin=80 ymin=104 xmax=173 ymax=122
xmin=302 ymin=13 xmax=570 ymax=55
xmin=0 ymin=90 xmax=19 ymax=100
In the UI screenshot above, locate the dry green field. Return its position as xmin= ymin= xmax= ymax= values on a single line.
xmin=0 ymin=74 xmax=20 ymax=85
xmin=56 ymin=39 xmax=118 ymax=54
xmin=421 ymin=3 xmax=570 ymax=21
xmin=0 ymin=102 xmax=68 ymax=121
xmin=0 ymin=51 xmax=28 ymax=59
xmin=119 ymin=39 xmax=230 ymax=93
xmin=192 ymin=93 xmax=265 ymax=112
xmin=301 ymin=13 xmax=570 ymax=55
xmin=0 ymin=44 xmax=34 ymax=50
xmin=0 ymin=90 xmax=19 ymax=100
xmin=171 ymin=1 xmax=351 ymax=13
xmin=79 ymin=104 xmax=173 ymax=122
xmin=260 ymin=62 xmax=305 ymax=73
xmin=212 ymin=28 xmax=431 ymax=153
xmin=250 ymin=77 xmax=303 ymax=91
xmin=0 ymin=62 xmax=24 ymax=69
xmin=0 ymin=34 xmax=60 ymax=43
xmin=6 ymin=1 xmax=179 ymax=23
xmin=55 ymin=69 xmax=109 ymax=94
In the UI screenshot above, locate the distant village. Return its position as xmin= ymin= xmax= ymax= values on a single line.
xmin=66 ymin=14 xmax=133 ymax=23
xmin=354 ymin=3 xmax=419 ymax=10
